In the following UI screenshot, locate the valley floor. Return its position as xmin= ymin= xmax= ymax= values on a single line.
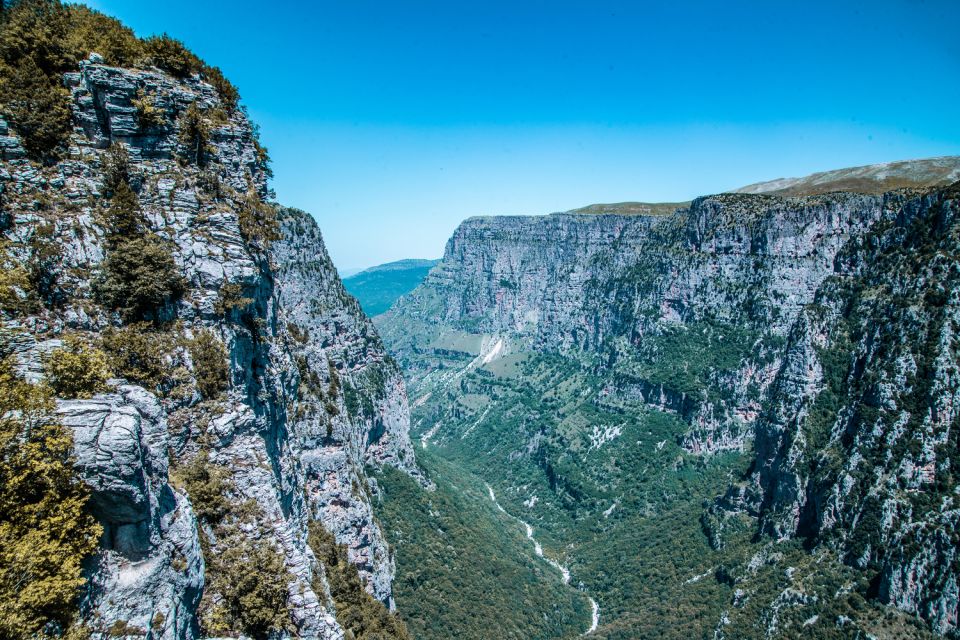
xmin=375 ymin=450 xmax=590 ymax=640
xmin=377 ymin=348 xmax=939 ymax=640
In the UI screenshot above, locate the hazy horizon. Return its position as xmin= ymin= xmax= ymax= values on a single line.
xmin=72 ymin=0 xmax=960 ymax=272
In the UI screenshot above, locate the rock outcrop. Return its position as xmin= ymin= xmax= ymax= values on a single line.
xmin=59 ymin=386 xmax=204 ymax=638
xmin=1 ymin=55 xmax=419 ymax=638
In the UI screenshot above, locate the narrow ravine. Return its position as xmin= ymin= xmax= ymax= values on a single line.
xmin=486 ymin=484 xmax=600 ymax=635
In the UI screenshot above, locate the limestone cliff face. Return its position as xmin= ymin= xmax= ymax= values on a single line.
xmin=1 ymin=57 xmax=418 ymax=638
xmin=273 ymin=207 xmax=422 ymax=604
xmin=743 ymin=187 xmax=960 ymax=634
xmin=398 ymin=213 xmax=658 ymax=349
xmin=383 ymin=192 xmax=886 ymax=454
xmin=380 ymin=179 xmax=960 ymax=635
xmin=386 ymin=194 xmax=883 ymax=350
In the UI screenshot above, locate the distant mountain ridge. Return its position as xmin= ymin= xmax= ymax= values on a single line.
xmin=343 ymin=259 xmax=440 ymax=317
xmin=733 ymin=155 xmax=960 ymax=196
xmin=556 ymin=156 xmax=960 ymax=218
xmin=357 ymin=258 xmax=440 ymax=274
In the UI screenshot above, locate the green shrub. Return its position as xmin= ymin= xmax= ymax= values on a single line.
xmin=1 ymin=1 xmax=141 ymax=71
xmin=0 ymin=355 xmax=102 ymax=638
xmin=0 ymin=0 xmax=74 ymax=74
xmin=188 ymin=329 xmax=229 ymax=399
xmin=326 ymin=358 xmax=341 ymax=416
xmin=213 ymin=282 xmax=252 ymax=316
xmin=101 ymin=180 xmax=144 ymax=244
xmin=253 ymin=137 xmax=272 ymax=178
xmin=100 ymin=322 xmax=171 ymax=390
xmin=27 ymin=221 xmax=62 ymax=307
xmin=200 ymin=65 xmax=239 ymax=113
xmin=131 ymin=88 xmax=163 ymax=130
xmin=95 ymin=152 xmax=185 ymax=322
xmin=95 ymin=233 xmax=186 ymax=322
xmin=171 ymin=450 xmax=232 ymax=524
xmin=308 ymin=522 xmax=411 ymax=640
xmin=0 ymin=243 xmax=31 ymax=315
xmin=0 ymin=0 xmax=75 ymax=162
xmin=176 ymin=449 xmax=292 ymax=639
xmin=106 ymin=620 xmax=144 ymax=637
xmin=286 ymin=322 xmax=309 ymax=344
xmin=63 ymin=4 xmax=141 ymax=66
xmin=44 ymin=336 xmax=110 ymax=398
xmin=294 ymin=355 xmax=323 ymax=400
xmin=0 ymin=53 xmax=72 ymax=161
xmin=196 ymin=169 xmax=223 ymax=199
xmin=101 ymin=142 xmax=131 ymax=198
xmin=202 ymin=531 xmax=292 ymax=639
xmin=141 ymin=33 xmax=201 ymax=78
xmin=177 ymin=101 xmax=211 ymax=166
xmin=238 ymin=188 xmax=280 ymax=250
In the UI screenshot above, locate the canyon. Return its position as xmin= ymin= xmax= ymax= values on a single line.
xmin=376 ymin=159 xmax=960 ymax=639
xmin=1 ymin=3 xmax=959 ymax=639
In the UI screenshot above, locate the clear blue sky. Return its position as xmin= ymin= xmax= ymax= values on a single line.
xmin=75 ymin=0 xmax=960 ymax=271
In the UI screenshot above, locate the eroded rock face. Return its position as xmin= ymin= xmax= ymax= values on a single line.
xmin=60 ymin=387 xmax=204 ymax=638
xmin=382 ymin=192 xmax=885 ymax=454
xmin=749 ymin=189 xmax=960 ymax=634
xmin=62 ymin=386 xmax=173 ymax=554
xmin=1 ymin=58 xmax=420 ymax=638
xmin=273 ymin=207 xmax=423 ymax=604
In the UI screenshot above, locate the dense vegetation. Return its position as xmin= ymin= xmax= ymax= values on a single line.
xmin=43 ymin=336 xmax=110 ymax=398
xmin=612 ymin=318 xmax=762 ymax=398
xmin=202 ymin=531 xmax=292 ymax=639
xmin=187 ymin=329 xmax=229 ymax=399
xmin=173 ymin=451 xmax=293 ymax=638
xmin=237 ymin=185 xmax=281 ymax=250
xmin=375 ymin=451 xmax=589 ymax=640
xmin=0 ymin=355 xmax=101 ymax=638
xmin=94 ymin=146 xmax=186 ymax=322
xmin=100 ymin=323 xmax=173 ymax=391
xmin=389 ymin=339 xmax=938 ymax=639
xmin=308 ymin=522 xmax=412 ymax=640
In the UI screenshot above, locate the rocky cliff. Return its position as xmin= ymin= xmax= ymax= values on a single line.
xmin=382 ymin=191 xmax=888 ymax=454
xmin=379 ymin=165 xmax=960 ymax=637
xmin=743 ymin=185 xmax=960 ymax=634
xmin=1 ymin=46 xmax=418 ymax=640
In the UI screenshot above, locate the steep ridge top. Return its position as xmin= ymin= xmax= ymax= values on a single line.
xmin=567 ymin=201 xmax=688 ymax=216
xmin=448 ymin=156 xmax=957 ymax=224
